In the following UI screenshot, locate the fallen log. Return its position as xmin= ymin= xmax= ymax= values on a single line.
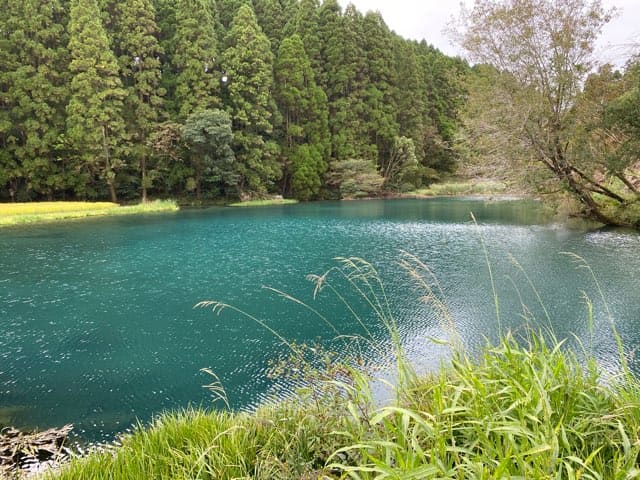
xmin=0 ymin=424 xmax=73 ymax=477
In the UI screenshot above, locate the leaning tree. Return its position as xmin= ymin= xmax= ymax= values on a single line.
xmin=454 ymin=0 xmax=637 ymax=225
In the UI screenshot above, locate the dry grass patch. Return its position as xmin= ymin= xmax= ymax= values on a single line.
xmin=0 ymin=200 xmax=178 ymax=226
xmin=0 ymin=202 xmax=117 ymax=216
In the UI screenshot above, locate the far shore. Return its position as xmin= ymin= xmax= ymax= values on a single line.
xmin=403 ymin=179 xmax=516 ymax=198
xmin=0 ymin=180 xmax=519 ymax=227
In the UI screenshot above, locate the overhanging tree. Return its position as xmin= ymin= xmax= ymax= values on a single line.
xmin=570 ymin=62 xmax=640 ymax=224
xmin=454 ymin=0 xmax=629 ymax=225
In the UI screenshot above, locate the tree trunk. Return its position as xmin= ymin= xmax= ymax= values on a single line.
xmin=563 ymin=169 xmax=624 ymax=226
xmin=9 ymin=182 xmax=16 ymax=202
xmin=102 ymin=125 xmax=118 ymax=203
xmin=141 ymin=155 xmax=148 ymax=203
xmin=537 ymin=140 xmax=629 ymax=226
xmin=570 ymin=166 xmax=626 ymax=203
xmin=617 ymin=172 xmax=640 ymax=197
xmin=108 ymin=180 xmax=118 ymax=203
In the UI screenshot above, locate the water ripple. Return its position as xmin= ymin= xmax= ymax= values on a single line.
xmin=0 ymin=199 xmax=638 ymax=441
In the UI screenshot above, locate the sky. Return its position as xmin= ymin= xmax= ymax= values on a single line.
xmin=338 ymin=0 xmax=640 ymax=67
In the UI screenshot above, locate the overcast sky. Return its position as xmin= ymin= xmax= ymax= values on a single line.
xmin=338 ymin=0 xmax=640 ymax=67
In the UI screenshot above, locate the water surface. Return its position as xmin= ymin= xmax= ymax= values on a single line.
xmin=1 ymin=198 xmax=639 ymax=440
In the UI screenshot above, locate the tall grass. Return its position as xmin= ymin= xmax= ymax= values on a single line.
xmin=47 ymin=248 xmax=640 ymax=479
xmin=329 ymin=333 xmax=640 ymax=479
xmin=49 ymin=334 xmax=640 ymax=479
xmin=48 ymin=405 xmax=349 ymax=480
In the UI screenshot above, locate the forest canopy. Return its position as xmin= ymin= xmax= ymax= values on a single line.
xmin=3 ymin=0 xmax=639 ymax=227
xmin=0 ymin=0 xmax=467 ymax=203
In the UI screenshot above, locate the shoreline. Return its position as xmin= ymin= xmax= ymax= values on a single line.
xmin=0 ymin=180 xmax=520 ymax=227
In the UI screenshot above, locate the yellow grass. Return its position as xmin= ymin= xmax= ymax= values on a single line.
xmin=0 ymin=202 xmax=117 ymax=216
xmin=408 ymin=180 xmax=509 ymax=197
xmin=0 ymin=200 xmax=179 ymax=226
xmin=228 ymin=199 xmax=299 ymax=207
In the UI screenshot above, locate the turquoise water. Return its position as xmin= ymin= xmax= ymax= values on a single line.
xmin=1 ymin=198 xmax=639 ymax=441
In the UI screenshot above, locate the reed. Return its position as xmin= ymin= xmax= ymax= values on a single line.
xmin=329 ymin=332 xmax=640 ymax=479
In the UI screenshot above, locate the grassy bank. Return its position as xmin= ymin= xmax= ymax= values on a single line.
xmin=228 ymin=198 xmax=299 ymax=207
xmin=48 ymin=333 xmax=640 ymax=479
xmin=408 ymin=179 xmax=510 ymax=197
xmin=0 ymin=200 xmax=178 ymax=227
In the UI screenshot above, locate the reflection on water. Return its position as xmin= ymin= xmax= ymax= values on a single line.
xmin=0 ymin=198 xmax=638 ymax=441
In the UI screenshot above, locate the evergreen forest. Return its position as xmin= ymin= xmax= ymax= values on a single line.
xmin=3 ymin=0 xmax=639 ymax=227
xmin=0 ymin=0 xmax=467 ymax=204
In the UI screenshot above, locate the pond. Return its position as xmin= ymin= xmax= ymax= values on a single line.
xmin=1 ymin=198 xmax=639 ymax=441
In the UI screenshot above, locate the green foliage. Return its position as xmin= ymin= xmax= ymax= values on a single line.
xmin=314 ymin=0 xmax=342 ymax=94
xmin=66 ymin=0 xmax=127 ymax=202
xmin=391 ymin=38 xmax=425 ymax=154
xmin=217 ymin=0 xmax=251 ymax=30
xmin=106 ymin=0 xmax=165 ymax=202
xmin=327 ymin=158 xmax=384 ymax=198
xmin=360 ymin=12 xmax=399 ymax=164
xmin=49 ymin=404 xmax=347 ymax=480
xmin=171 ymin=0 xmax=220 ymax=119
xmin=331 ymin=333 xmax=640 ymax=479
xmin=147 ymin=121 xmax=188 ymax=196
xmin=0 ymin=0 xmax=472 ymax=203
xmin=253 ymin=0 xmax=299 ymax=54
xmin=602 ymin=63 xmax=640 ymax=175
xmin=181 ymin=109 xmax=237 ymax=198
xmin=560 ymin=62 xmax=640 ymax=226
xmin=274 ymin=34 xmax=330 ymax=200
xmin=0 ymin=0 xmax=70 ymax=200
xmin=286 ymin=0 xmax=322 ymax=80
xmin=289 ymin=145 xmax=325 ymax=200
xmin=415 ymin=43 xmax=467 ymax=176
xmin=222 ymin=4 xmax=280 ymax=196
xmin=381 ymin=136 xmax=419 ymax=191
